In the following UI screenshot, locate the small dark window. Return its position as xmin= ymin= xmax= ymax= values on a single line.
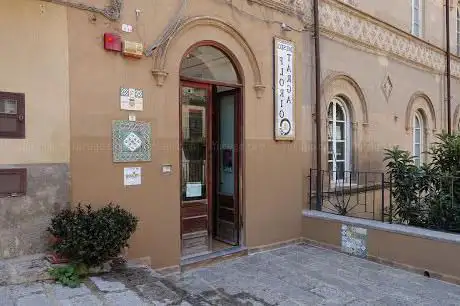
xmin=0 ymin=168 xmax=27 ymax=197
xmin=0 ymin=91 xmax=25 ymax=138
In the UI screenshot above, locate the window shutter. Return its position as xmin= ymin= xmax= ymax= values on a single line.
xmin=0 ymin=168 xmax=27 ymax=197
xmin=0 ymin=91 xmax=25 ymax=138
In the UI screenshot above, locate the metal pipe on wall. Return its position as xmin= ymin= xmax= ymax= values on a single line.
xmin=314 ymin=0 xmax=322 ymax=210
xmin=446 ymin=0 xmax=452 ymax=134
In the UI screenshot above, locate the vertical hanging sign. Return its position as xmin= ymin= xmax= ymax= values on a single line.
xmin=274 ymin=37 xmax=295 ymax=141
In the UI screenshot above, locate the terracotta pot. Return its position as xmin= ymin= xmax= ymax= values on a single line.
xmin=46 ymin=252 xmax=69 ymax=264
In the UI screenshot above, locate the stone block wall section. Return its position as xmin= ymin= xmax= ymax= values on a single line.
xmin=0 ymin=164 xmax=70 ymax=259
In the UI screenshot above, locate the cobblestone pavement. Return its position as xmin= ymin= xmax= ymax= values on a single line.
xmin=2 ymin=244 xmax=460 ymax=305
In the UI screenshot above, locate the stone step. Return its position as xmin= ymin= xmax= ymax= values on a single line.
xmin=0 ymin=253 xmax=51 ymax=286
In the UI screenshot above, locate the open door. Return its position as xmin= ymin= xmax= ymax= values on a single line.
xmin=179 ymin=43 xmax=243 ymax=257
xmin=213 ymin=88 xmax=240 ymax=245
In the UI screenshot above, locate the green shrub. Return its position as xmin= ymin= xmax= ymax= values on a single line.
xmin=384 ymin=147 xmax=428 ymax=226
xmin=48 ymin=203 xmax=138 ymax=267
xmin=384 ymin=132 xmax=460 ymax=232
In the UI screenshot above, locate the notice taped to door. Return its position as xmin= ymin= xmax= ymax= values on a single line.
xmin=274 ymin=37 xmax=295 ymax=141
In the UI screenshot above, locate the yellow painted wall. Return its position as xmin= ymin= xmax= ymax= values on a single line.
xmin=0 ymin=0 xmax=69 ymax=164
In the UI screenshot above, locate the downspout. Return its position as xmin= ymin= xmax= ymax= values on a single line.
xmin=446 ymin=0 xmax=452 ymax=134
xmin=313 ymin=0 xmax=322 ymax=210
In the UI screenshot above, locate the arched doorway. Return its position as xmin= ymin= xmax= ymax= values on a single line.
xmin=179 ymin=42 xmax=243 ymax=258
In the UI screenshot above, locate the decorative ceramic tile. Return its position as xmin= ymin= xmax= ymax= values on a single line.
xmin=120 ymin=87 xmax=143 ymax=111
xmin=112 ymin=120 xmax=151 ymax=162
xmin=341 ymin=224 xmax=367 ymax=257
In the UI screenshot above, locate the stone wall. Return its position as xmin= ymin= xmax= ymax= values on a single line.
xmin=0 ymin=164 xmax=69 ymax=259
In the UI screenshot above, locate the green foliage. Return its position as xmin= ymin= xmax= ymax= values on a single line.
xmin=48 ymin=203 xmax=138 ymax=267
xmin=48 ymin=264 xmax=84 ymax=288
xmin=384 ymin=132 xmax=460 ymax=232
xmin=383 ymin=147 xmax=427 ymax=226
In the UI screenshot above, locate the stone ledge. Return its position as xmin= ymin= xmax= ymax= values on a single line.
xmin=302 ymin=209 xmax=460 ymax=244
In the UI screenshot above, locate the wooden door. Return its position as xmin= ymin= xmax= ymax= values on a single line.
xmin=213 ymin=89 xmax=240 ymax=245
xmin=180 ymin=81 xmax=212 ymax=256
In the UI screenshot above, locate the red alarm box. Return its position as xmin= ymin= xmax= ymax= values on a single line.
xmin=104 ymin=33 xmax=122 ymax=52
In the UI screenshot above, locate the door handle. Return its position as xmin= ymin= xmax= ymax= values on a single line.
xmin=17 ymin=114 xmax=24 ymax=122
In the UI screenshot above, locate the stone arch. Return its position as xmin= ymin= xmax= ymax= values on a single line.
xmin=321 ymin=73 xmax=369 ymax=125
xmin=405 ymin=92 xmax=437 ymax=132
xmin=151 ymin=16 xmax=264 ymax=95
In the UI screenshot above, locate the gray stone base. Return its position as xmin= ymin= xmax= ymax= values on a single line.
xmin=0 ymin=163 xmax=69 ymax=259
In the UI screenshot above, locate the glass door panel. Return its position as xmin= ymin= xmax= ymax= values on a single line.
xmin=181 ymin=86 xmax=207 ymax=201
xmin=180 ymin=83 xmax=211 ymax=257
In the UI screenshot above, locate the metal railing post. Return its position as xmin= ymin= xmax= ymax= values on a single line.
xmin=381 ymin=172 xmax=385 ymax=222
xmin=389 ymin=173 xmax=393 ymax=224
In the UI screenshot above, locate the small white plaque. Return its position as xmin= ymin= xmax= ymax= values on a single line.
xmin=161 ymin=164 xmax=172 ymax=174
xmin=122 ymin=24 xmax=133 ymax=33
xmin=124 ymin=167 xmax=141 ymax=186
xmin=129 ymin=113 xmax=136 ymax=121
xmin=120 ymin=87 xmax=143 ymax=111
xmin=186 ymin=183 xmax=202 ymax=198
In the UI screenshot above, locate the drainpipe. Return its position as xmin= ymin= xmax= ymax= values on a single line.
xmin=446 ymin=0 xmax=452 ymax=134
xmin=314 ymin=0 xmax=322 ymax=210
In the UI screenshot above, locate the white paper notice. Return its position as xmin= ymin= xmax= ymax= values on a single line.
xmin=124 ymin=167 xmax=141 ymax=186
xmin=274 ymin=37 xmax=295 ymax=140
xmin=186 ymin=183 xmax=202 ymax=198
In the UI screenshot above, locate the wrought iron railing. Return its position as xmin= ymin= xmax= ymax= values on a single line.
xmin=308 ymin=169 xmax=390 ymax=222
xmin=309 ymin=169 xmax=460 ymax=234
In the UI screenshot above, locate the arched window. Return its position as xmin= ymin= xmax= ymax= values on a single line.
xmin=328 ymin=98 xmax=351 ymax=181
xmin=180 ymin=45 xmax=239 ymax=84
xmin=413 ymin=111 xmax=424 ymax=166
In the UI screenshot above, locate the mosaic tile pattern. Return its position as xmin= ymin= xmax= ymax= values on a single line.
xmin=341 ymin=224 xmax=367 ymax=257
xmin=112 ymin=120 xmax=151 ymax=162
xmin=120 ymin=87 xmax=143 ymax=111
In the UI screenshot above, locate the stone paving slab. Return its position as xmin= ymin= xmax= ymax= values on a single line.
xmin=1 ymin=244 xmax=460 ymax=305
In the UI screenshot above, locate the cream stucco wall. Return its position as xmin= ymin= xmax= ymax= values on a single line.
xmin=0 ymin=0 xmax=69 ymax=164
xmin=341 ymin=0 xmax=452 ymax=49
xmin=318 ymin=35 xmax=444 ymax=171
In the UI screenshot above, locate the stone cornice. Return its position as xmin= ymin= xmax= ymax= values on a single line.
xmin=248 ymin=0 xmax=305 ymax=16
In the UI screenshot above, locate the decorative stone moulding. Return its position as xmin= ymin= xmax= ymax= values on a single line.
xmin=45 ymin=0 xmax=123 ymax=21
xmin=149 ymin=16 xmax=264 ymax=92
xmin=151 ymin=70 xmax=168 ymax=87
xmin=254 ymin=84 xmax=266 ymax=99
xmin=381 ymin=74 xmax=393 ymax=101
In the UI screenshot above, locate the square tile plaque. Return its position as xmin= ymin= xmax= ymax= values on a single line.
xmin=112 ymin=120 xmax=151 ymax=162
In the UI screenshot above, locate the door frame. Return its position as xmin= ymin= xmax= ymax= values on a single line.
xmin=179 ymin=79 xmax=243 ymax=252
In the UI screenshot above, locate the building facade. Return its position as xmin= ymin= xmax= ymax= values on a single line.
xmin=0 ymin=0 xmax=459 ymax=270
